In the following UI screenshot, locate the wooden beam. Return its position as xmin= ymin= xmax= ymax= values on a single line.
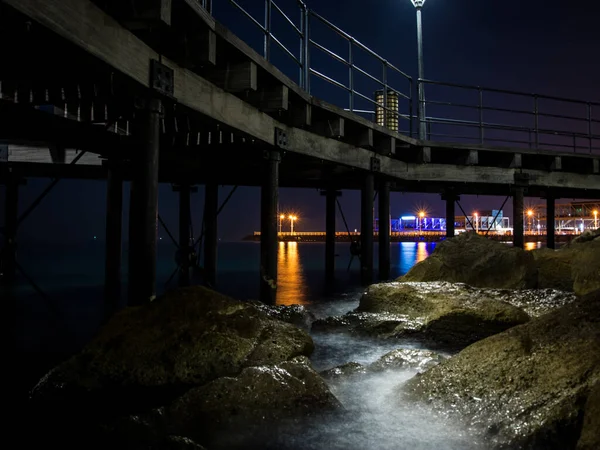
xmin=459 ymin=149 xmax=478 ymax=166
xmin=510 ymin=153 xmax=522 ymax=168
xmin=116 ymin=0 xmax=172 ymax=29
xmin=247 ymin=85 xmax=289 ymax=112
xmin=314 ymin=117 xmax=344 ymax=138
xmin=550 ymin=156 xmax=562 ymax=171
xmin=180 ymin=29 xmax=216 ymax=68
xmin=290 ymin=103 xmax=311 ymax=128
xmin=373 ymin=134 xmax=395 ymax=156
xmin=206 ymin=61 xmax=257 ymax=92
xmin=9 ymin=0 xmax=600 ymax=194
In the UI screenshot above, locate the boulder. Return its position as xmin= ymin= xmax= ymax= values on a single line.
xmin=28 ymin=287 xmax=326 ymax=448
xmin=368 ymin=348 xmax=447 ymax=373
xmin=319 ymin=362 xmax=367 ymax=380
xmin=312 ymin=282 xmax=530 ymax=349
xmin=404 ymin=289 xmax=600 ymax=450
xmin=400 ymin=232 xmax=537 ymax=289
xmin=534 ymin=239 xmax=600 ymax=295
xmin=167 ymin=356 xmax=340 ymax=449
xmin=248 ymin=300 xmax=316 ymax=329
xmin=577 ymin=383 xmax=600 ymax=450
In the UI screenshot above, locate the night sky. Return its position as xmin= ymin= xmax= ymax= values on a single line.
xmin=3 ymin=0 xmax=600 ymax=244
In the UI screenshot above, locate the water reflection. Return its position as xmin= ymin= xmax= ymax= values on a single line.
xmin=525 ymin=242 xmax=543 ymax=251
xmin=277 ymin=241 xmax=308 ymax=305
xmin=397 ymin=242 xmax=436 ymax=276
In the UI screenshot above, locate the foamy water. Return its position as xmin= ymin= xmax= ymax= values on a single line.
xmin=273 ymin=295 xmax=484 ymax=450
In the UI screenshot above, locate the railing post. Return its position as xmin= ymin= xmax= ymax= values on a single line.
xmin=588 ymin=103 xmax=593 ymax=154
xmin=303 ymin=8 xmax=310 ymax=93
xmin=348 ymin=39 xmax=354 ymax=112
xmin=382 ymin=62 xmax=388 ymax=129
xmin=478 ymin=88 xmax=484 ymax=144
xmin=533 ymin=94 xmax=539 ymax=148
xmin=264 ymin=0 xmax=272 ymax=61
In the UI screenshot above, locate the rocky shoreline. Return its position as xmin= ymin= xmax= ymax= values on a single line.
xmin=24 ymin=230 xmax=600 ymax=449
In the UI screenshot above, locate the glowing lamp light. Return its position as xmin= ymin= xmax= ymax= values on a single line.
xmin=410 ymin=0 xmax=426 ymax=8
xmin=419 ymin=211 xmax=425 ymax=218
xmin=280 ymin=214 xmax=285 ymax=219
xmin=527 ymin=210 xmax=534 ymax=216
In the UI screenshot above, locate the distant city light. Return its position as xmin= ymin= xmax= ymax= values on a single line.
xmin=401 ymin=215 xmax=416 ymax=220
xmin=527 ymin=209 xmax=534 ymax=216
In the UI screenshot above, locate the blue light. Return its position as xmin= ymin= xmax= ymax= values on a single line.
xmin=401 ymin=215 xmax=416 ymax=220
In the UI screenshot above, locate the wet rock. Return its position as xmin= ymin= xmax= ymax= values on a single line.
xmin=570 ymin=228 xmax=600 ymax=244
xmin=319 ymin=362 xmax=367 ymax=380
xmin=534 ymin=238 xmax=600 ymax=296
xmin=29 ymin=286 xmax=319 ymax=448
xmin=167 ymin=356 xmax=340 ymax=449
xmin=479 ymin=287 xmax=576 ymax=317
xmin=577 ymin=383 xmax=600 ymax=450
xmin=358 ymin=282 xmax=529 ymax=348
xmin=369 ymin=349 xmax=447 ymax=373
xmin=404 ymin=289 xmax=600 ymax=450
xmin=400 ymin=232 xmax=537 ymax=289
xmin=248 ymin=300 xmax=316 ymax=329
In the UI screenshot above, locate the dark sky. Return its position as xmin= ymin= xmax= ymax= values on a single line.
xmin=3 ymin=0 xmax=600 ymax=244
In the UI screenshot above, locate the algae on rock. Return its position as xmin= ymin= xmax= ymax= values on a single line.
xmin=403 ymin=289 xmax=600 ymax=450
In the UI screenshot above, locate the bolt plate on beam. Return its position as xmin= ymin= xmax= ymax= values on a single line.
xmin=274 ymin=127 xmax=288 ymax=149
xmin=370 ymin=157 xmax=381 ymax=172
xmin=150 ymin=59 xmax=175 ymax=98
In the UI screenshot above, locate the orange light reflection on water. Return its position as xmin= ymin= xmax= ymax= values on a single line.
xmin=276 ymin=241 xmax=308 ymax=306
xmin=416 ymin=242 xmax=429 ymax=263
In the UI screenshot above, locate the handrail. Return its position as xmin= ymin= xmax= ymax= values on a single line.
xmin=203 ymin=1 xmax=599 ymax=155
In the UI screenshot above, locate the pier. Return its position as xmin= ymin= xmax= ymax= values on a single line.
xmin=1 ymin=0 xmax=599 ymax=311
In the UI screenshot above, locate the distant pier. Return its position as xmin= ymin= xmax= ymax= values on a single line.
xmin=244 ymin=231 xmax=578 ymax=243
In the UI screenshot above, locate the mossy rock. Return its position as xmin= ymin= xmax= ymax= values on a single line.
xmin=404 ymin=289 xmax=600 ymax=450
xmin=577 ymin=383 xmax=600 ymax=450
xmin=31 ymin=286 xmax=314 ymax=415
xmin=167 ymin=356 xmax=340 ymax=449
xmin=399 ymin=232 xmax=537 ymax=289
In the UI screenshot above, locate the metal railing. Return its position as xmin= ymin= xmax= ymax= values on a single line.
xmin=211 ymin=0 xmax=413 ymax=134
xmin=201 ymin=1 xmax=599 ymax=153
xmin=419 ymin=79 xmax=600 ymax=154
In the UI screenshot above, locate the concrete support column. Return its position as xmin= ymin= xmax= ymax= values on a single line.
xmin=324 ymin=188 xmax=337 ymax=282
xmin=104 ymin=160 xmax=123 ymax=318
xmin=1 ymin=176 xmax=19 ymax=287
xmin=177 ymin=184 xmax=192 ymax=287
xmin=204 ymin=182 xmax=218 ymax=288
xmin=378 ymin=181 xmax=391 ymax=281
xmin=128 ymin=97 xmax=161 ymax=306
xmin=260 ymin=150 xmax=280 ymax=304
xmin=512 ymin=187 xmax=525 ymax=249
xmin=360 ymin=173 xmax=374 ymax=285
xmin=546 ymin=195 xmax=556 ymax=249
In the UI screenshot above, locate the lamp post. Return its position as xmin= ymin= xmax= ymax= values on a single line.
xmin=527 ymin=210 xmax=533 ymax=234
xmin=418 ymin=211 xmax=425 ymax=234
xmin=279 ymin=214 xmax=285 ymax=234
xmin=474 ymin=212 xmax=479 ymax=233
xmin=289 ymin=215 xmax=297 ymax=235
xmin=594 ymin=210 xmax=598 ymax=229
xmin=410 ymin=0 xmax=427 ymax=140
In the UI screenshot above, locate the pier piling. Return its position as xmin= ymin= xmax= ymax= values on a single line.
xmin=442 ymin=192 xmax=458 ymax=238
xmin=260 ymin=150 xmax=280 ymax=304
xmin=204 ymin=182 xmax=218 ymax=288
xmin=104 ymin=160 xmax=123 ymax=318
xmin=128 ymin=97 xmax=161 ymax=306
xmin=1 ymin=174 xmax=19 ymax=287
xmin=378 ymin=181 xmax=390 ymax=280
xmin=323 ymin=188 xmax=339 ymax=282
xmin=177 ymin=184 xmax=192 ymax=287
xmin=361 ymin=173 xmax=374 ymax=285
xmin=546 ymin=195 xmax=556 ymax=249
xmin=512 ymin=187 xmax=525 ymax=249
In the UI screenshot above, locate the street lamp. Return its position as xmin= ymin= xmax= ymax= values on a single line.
xmin=527 ymin=210 xmax=533 ymax=234
xmin=279 ymin=214 xmax=285 ymax=234
xmin=289 ymin=215 xmax=297 ymax=235
xmin=594 ymin=210 xmax=598 ymax=229
xmin=418 ymin=211 xmax=425 ymax=234
xmin=474 ymin=212 xmax=479 ymax=233
xmin=410 ymin=0 xmax=427 ymax=140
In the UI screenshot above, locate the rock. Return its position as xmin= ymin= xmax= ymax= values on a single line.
xmin=400 ymin=232 xmax=537 ymax=289
xmin=29 ymin=286 xmax=319 ymax=448
xmin=167 ymin=356 xmax=340 ymax=449
xmin=577 ymin=383 xmax=600 ymax=450
xmin=569 ymin=228 xmax=600 ymax=245
xmin=534 ymin=239 xmax=600 ymax=295
xmin=404 ymin=289 xmax=600 ymax=450
xmin=481 ymin=287 xmax=576 ymax=318
xmin=248 ymin=300 xmax=316 ymax=329
xmin=319 ymin=362 xmax=367 ymax=380
xmin=368 ymin=348 xmax=447 ymax=373
xmin=356 ymin=282 xmax=529 ymax=348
